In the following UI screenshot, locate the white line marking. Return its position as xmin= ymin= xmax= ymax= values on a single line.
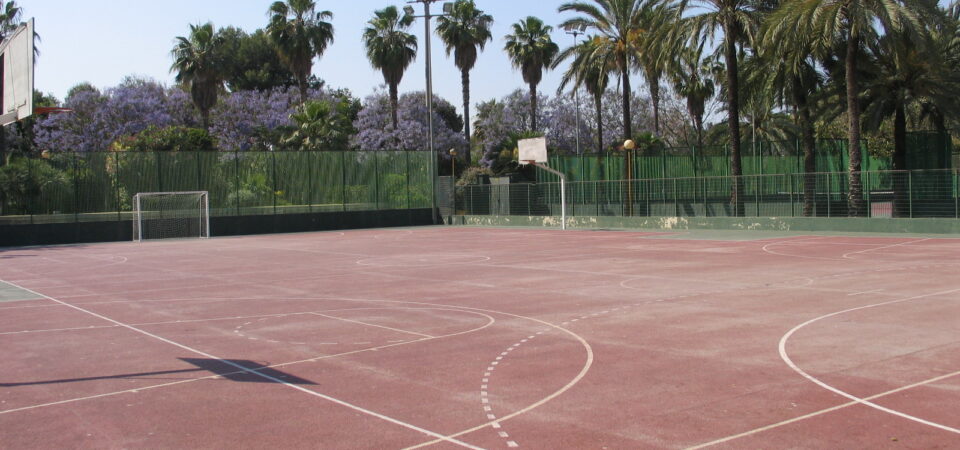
xmin=687 ymin=369 xmax=960 ymax=449
xmin=498 ymin=432 xmax=509 ymax=438
xmin=0 ymin=280 xmax=483 ymax=450
xmin=847 ymin=289 xmax=884 ymax=296
xmin=310 ymin=312 xmax=434 ymax=338
xmin=842 ymin=238 xmax=931 ymax=259
xmin=779 ymin=288 xmax=960 ymax=434
xmin=507 ymin=441 xmax=519 ymax=447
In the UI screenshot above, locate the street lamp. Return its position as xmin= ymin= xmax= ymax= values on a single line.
xmin=449 ymin=148 xmax=457 ymax=177
xmin=405 ymin=0 xmax=452 ymax=224
xmin=563 ymin=24 xmax=587 ymax=156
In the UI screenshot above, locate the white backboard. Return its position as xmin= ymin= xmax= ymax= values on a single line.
xmin=0 ymin=18 xmax=34 ymax=126
xmin=518 ymin=137 xmax=547 ymax=164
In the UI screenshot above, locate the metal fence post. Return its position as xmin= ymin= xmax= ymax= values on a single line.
xmin=405 ymin=151 xmax=411 ymax=209
xmin=115 ymin=153 xmax=122 ymax=221
xmin=755 ymin=176 xmax=761 ymax=217
xmin=73 ymin=151 xmax=80 ymax=223
xmin=271 ymin=151 xmax=278 ymax=215
xmin=341 ymin=152 xmax=347 ymax=211
xmin=908 ymin=171 xmax=913 ymax=218
xmin=789 ymin=173 xmax=795 ymax=217
xmin=234 ymin=151 xmax=241 ymax=215
xmin=195 ymin=152 xmax=202 ymax=192
xmin=374 ymin=152 xmax=380 ymax=210
xmin=955 ymin=169 xmax=958 ymax=219
xmin=673 ymin=178 xmax=679 ymax=216
xmin=156 ymin=151 xmax=163 ymax=193
xmin=826 ymin=174 xmax=831 ymax=217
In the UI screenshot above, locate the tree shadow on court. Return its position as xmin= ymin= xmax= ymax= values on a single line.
xmin=0 ymin=359 xmax=315 ymax=387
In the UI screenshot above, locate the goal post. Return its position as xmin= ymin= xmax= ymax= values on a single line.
xmin=133 ymin=191 xmax=210 ymax=242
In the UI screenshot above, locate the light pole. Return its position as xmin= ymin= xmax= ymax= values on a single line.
xmin=563 ymin=24 xmax=587 ymax=156
xmin=449 ymin=148 xmax=457 ymax=177
xmin=404 ymin=0 xmax=452 ymax=224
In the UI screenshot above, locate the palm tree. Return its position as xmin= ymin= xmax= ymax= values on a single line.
xmin=284 ymin=100 xmax=354 ymax=151
xmin=766 ymin=0 xmax=931 ymax=216
xmin=667 ymin=43 xmax=716 ymax=149
xmin=0 ymin=1 xmax=21 ymax=37
xmin=559 ymin=0 xmax=646 ymax=140
xmin=362 ymin=6 xmax=417 ymax=130
xmin=504 ymin=17 xmax=559 ymax=131
xmin=631 ymin=0 xmax=681 ymax=137
xmin=683 ymin=0 xmax=762 ymax=217
xmin=859 ymin=22 xmax=960 ymax=216
xmin=170 ymin=23 xmax=226 ymax=129
xmin=555 ymin=36 xmax=615 ymax=152
xmin=266 ymin=0 xmax=334 ymax=104
xmin=436 ymin=0 xmax=494 ymax=158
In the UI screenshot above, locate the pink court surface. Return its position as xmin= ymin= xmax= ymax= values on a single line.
xmin=1 ymin=226 xmax=959 ymax=449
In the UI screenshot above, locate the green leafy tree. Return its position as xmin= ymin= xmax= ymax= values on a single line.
xmin=170 ymin=22 xmax=226 ymax=129
xmin=362 ymin=6 xmax=418 ymax=130
xmin=555 ymin=36 xmax=615 ymax=152
xmin=766 ymin=0 xmax=932 ymax=216
xmin=504 ymin=16 xmax=559 ymax=132
xmin=436 ymin=0 xmax=494 ymax=156
xmin=559 ymin=0 xmax=650 ymax=140
xmin=667 ymin=43 xmax=716 ymax=148
xmin=218 ymin=27 xmax=297 ymax=91
xmin=267 ymin=0 xmax=335 ymax=103
xmin=683 ymin=0 xmax=763 ymax=216
xmin=117 ymin=126 xmax=216 ymax=152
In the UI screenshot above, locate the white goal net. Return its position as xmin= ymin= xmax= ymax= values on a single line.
xmin=133 ymin=191 xmax=210 ymax=242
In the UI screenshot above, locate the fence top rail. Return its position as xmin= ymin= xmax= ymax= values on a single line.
xmin=134 ymin=191 xmax=209 ymax=196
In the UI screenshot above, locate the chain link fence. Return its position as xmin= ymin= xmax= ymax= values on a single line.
xmin=0 ymin=150 xmax=433 ymax=225
xmin=459 ymin=169 xmax=960 ymax=219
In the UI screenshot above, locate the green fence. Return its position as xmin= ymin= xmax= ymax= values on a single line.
xmin=542 ymin=134 xmax=954 ymax=183
xmin=0 ymin=150 xmax=433 ymax=224
xmin=462 ymin=169 xmax=960 ymax=219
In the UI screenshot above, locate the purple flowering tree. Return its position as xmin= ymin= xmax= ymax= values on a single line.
xmin=34 ymin=77 xmax=198 ymax=152
xmin=352 ymin=90 xmax=467 ymax=154
xmin=472 ymin=87 xmax=655 ymax=165
xmin=208 ymin=86 xmax=353 ymax=152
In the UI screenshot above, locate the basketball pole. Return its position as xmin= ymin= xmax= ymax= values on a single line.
xmin=529 ymin=161 xmax=566 ymax=230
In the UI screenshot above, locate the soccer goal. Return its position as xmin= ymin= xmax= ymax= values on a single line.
xmin=133 ymin=191 xmax=210 ymax=242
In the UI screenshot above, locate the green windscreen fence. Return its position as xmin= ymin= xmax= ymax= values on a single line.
xmin=0 ymin=150 xmax=434 ymax=224
xmin=464 ymin=169 xmax=960 ymax=220
xmin=540 ymin=134 xmax=952 ymax=183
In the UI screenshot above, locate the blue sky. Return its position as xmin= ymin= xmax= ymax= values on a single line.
xmin=25 ymin=0 xmax=579 ymax=115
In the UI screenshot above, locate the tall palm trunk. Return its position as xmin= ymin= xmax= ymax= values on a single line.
xmin=892 ymin=104 xmax=908 ymax=217
xmin=794 ymin=79 xmax=817 ymax=217
xmin=845 ymin=31 xmax=865 ymax=217
xmin=529 ymin=82 xmax=539 ymax=131
xmin=389 ymin=82 xmax=399 ymax=130
xmin=724 ymin=25 xmax=744 ymax=217
xmin=595 ymin=92 xmax=604 ymax=153
xmin=461 ymin=67 xmax=472 ymax=162
xmin=620 ymin=53 xmax=632 ymax=140
xmin=647 ymin=69 xmax=661 ymax=136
